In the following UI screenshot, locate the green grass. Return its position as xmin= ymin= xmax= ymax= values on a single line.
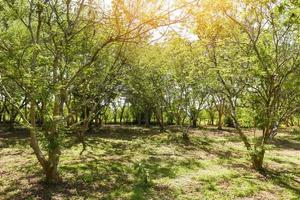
xmin=0 ymin=126 xmax=299 ymax=199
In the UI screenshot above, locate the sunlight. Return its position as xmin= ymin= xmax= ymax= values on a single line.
xmin=0 ymin=0 xmax=299 ymax=199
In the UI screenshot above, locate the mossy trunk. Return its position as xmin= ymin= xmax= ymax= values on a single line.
xmin=30 ymin=99 xmax=61 ymax=183
xmin=45 ymin=165 xmax=60 ymax=183
xmin=251 ymin=149 xmax=265 ymax=172
xmin=45 ymin=145 xmax=61 ymax=183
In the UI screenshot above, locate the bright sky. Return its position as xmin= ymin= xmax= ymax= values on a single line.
xmin=95 ymin=0 xmax=198 ymax=42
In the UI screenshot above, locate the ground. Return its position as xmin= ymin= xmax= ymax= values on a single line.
xmin=0 ymin=125 xmax=299 ymax=200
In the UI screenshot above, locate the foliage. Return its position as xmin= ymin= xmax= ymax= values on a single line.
xmin=0 ymin=0 xmax=299 ymax=183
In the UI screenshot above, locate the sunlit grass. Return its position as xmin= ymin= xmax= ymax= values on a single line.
xmin=0 ymin=127 xmax=299 ymax=199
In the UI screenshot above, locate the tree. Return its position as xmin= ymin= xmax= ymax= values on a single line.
xmin=0 ymin=0 xmax=184 ymax=182
xmin=193 ymin=0 xmax=300 ymax=171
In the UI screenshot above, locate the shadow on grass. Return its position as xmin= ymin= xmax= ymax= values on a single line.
xmin=270 ymin=138 xmax=300 ymax=150
xmin=0 ymin=125 xmax=30 ymax=149
xmin=87 ymin=126 xmax=162 ymax=141
xmin=2 ymin=126 xmax=299 ymax=199
xmin=265 ymin=168 xmax=300 ymax=196
xmin=0 ymin=124 xmax=29 ymax=139
xmin=2 ymin=145 xmax=179 ymax=200
xmin=168 ymin=133 xmax=245 ymax=163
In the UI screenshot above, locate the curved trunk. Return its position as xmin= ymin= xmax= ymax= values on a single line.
xmin=30 ymin=99 xmax=61 ymax=183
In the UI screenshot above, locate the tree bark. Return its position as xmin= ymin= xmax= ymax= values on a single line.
xmin=156 ymin=108 xmax=164 ymax=132
xmin=145 ymin=110 xmax=150 ymax=127
xmin=45 ymin=134 xmax=61 ymax=183
xmin=251 ymin=148 xmax=265 ymax=172
xmin=119 ymin=102 xmax=126 ymax=124
xmin=176 ymin=115 xmax=181 ymax=126
xmin=192 ymin=117 xmax=197 ymax=128
xmin=30 ymin=99 xmax=61 ymax=183
xmin=217 ymin=111 xmax=223 ymax=130
xmin=138 ymin=112 xmax=142 ymax=126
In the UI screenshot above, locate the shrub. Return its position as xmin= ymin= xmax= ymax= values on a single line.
xmin=134 ymin=162 xmax=151 ymax=187
xmin=291 ymin=127 xmax=300 ymax=135
xmin=224 ymin=116 xmax=234 ymax=127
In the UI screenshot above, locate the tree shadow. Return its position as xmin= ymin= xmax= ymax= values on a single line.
xmin=129 ymin=183 xmax=177 ymax=200
xmin=265 ymin=168 xmax=300 ymax=196
xmin=0 ymin=125 xmax=29 ymax=148
xmin=87 ymin=126 xmax=162 ymax=141
xmin=3 ymin=140 xmax=180 ymax=200
xmin=2 ymin=126 xmax=299 ymax=199
xmin=270 ymin=138 xmax=300 ymax=150
xmin=0 ymin=124 xmax=29 ymax=139
xmin=169 ymin=133 xmax=244 ymax=162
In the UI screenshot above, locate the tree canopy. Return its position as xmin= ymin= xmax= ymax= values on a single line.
xmin=0 ymin=0 xmax=299 ymax=184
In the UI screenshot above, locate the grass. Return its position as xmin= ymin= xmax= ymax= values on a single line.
xmin=0 ymin=125 xmax=299 ymax=200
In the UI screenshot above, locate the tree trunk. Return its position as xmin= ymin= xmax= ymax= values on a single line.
xmin=234 ymin=114 xmax=266 ymax=172
xmin=95 ymin=114 xmax=102 ymax=127
xmin=45 ymin=137 xmax=61 ymax=183
xmin=176 ymin=115 xmax=181 ymax=126
xmin=208 ymin=111 xmax=214 ymax=125
xmin=155 ymin=109 xmax=164 ymax=132
xmin=99 ymin=115 xmax=103 ymax=127
xmin=113 ymin=113 xmax=117 ymax=124
xmin=251 ymin=148 xmax=265 ymax=172
xmin=45 ymin=163 xmax=60 ymax=183
xmin=8 ymin=111 xmax=17 ymax=130
xmin=40 ymin=99 xmax=46 ymax=127
xmin=159 ymin=121 xmax=164 ymax=132
xmin=29 ymin=98 xmax=61 ymax=183
xmin=138 ymin=112 xmax=142 ymax=126
xmin=119 ymin=102 xmax=126 ymax=124
xmin=145 ymin=110 xmax=150 ymax=127
xmin=182 ymin=126 xmax=190 ymax=141
xmin=160 ymin=108 xmax=164 ymax=132
xmin=192 ymin=117 xmax=197 ymax=128
xmin=78 ymin=106 xmax=89 ymax=155
xmin=217 ymin=111 xmax=223 ymax=130
xmin=43 ymin=53 xmax=62 ymax=183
